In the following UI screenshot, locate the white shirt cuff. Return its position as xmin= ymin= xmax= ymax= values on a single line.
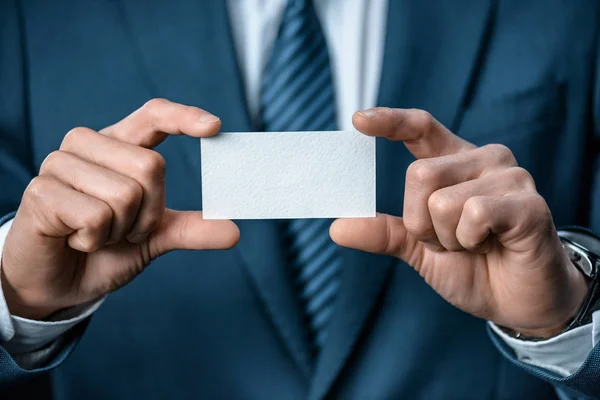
xmin=0 ymin=217 xmax=104 ymax=364
xmin=489 ymin=309 xmax=600 ymax=377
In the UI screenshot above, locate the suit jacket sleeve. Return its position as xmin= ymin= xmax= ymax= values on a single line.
xmin=593 ymin=24 xmax=600 ymax=233
xmin=0 ymin=0 xmax=90 ymax=388
xmin=488 ymin=23 xmax=600 ymax=400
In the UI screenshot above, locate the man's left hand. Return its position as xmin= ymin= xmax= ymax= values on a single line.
xmin=330 ymin=107 xmax=588 ymax=338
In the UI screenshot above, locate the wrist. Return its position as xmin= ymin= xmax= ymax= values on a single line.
xmin=513 ymin=267 xmax=589 ymax=339
xmin=505 ymin=237 xmax=592 ymax=340
xmin=1 ymin=257 xmax=58 ymax=321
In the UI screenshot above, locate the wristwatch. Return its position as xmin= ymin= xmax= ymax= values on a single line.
xmin=557 ymin=229 xmax=600 ymax=329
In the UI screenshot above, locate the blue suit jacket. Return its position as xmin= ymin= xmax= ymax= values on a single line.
xmin=1 ymin=0 xmax=600 ymax=399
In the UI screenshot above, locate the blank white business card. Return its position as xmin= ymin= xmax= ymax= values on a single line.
xmin=200 ymin=131 xmax=375 ymax=220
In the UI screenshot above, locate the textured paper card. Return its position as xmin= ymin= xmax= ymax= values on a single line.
xmin=201 ymin=131 xmax=375 ymax=219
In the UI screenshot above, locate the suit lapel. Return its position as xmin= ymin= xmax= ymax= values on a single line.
xmin=120 ymin=0 xmax=313 ymax=377
xmin=376 ymin=0 xmax=495 ymax=131
xmin=307 ymin=250 xmax=394 ymax=400
xmin=309 ymin=1 xmax=494 ymax=399
xmin=118 ymin=0 xmax=253 ymax=173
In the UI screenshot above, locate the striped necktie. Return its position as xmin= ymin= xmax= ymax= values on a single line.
xmin=260 ymin=0 xmax=342 ymax=356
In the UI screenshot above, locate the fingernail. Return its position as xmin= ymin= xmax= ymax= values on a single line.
xmin=198 ymin=112 xmax=220 ymax=124
xmin=127 ymin=232 xmax=149 ymax=244
xmin=358 ymin=109 xmax=378 ymax=119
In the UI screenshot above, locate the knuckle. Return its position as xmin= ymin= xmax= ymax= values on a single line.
xmin=24 ymin=176 xmax=52 ymax=203
xmin=403 ymin=215 xmax=434 ymax=239
xmin=409 ymin=109 xmax=434 ymax=130
xmin=508 ymin=167 xmax=536 ymax=192
xmin=464 ymin=197 xmax=488 ymax=225
xmin=485 ymin=144 xmax=517 ymax=166
xmin=515 ymin=194 xmax=554 ymax=234
xmin=428 ymin=190 xmax=454 ymax=217
xmin=111 ymin=180 xmax=143 ymax=210
xmin=39 ymin=151 xmax=64 ymax=174
xmin=527 ymin=194 xmax=551 ymax=219
xmin=143 ymin=98 xmax=169 ymax=111
xmin=61 ymin=126 xmax=91 ymax=150
xmin=141 ymin=98 xmax=169 ymax=121
xmin=406 ymin=160 xmax=439 ymax=186
xmin=134 ymin=152 xmax=166 ymax=181
xmin=22 ymin=177 xmax=59 ymax=226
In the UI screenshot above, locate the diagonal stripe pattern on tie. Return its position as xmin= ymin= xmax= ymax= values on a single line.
xmin=260 ymin=0 xmax=342 ymax=358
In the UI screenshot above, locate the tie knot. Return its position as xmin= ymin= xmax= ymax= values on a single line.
xmin=288 ymin=0 xmax=311 ymax=12
xmin=261 ymin=0 xmax=336 ymax=132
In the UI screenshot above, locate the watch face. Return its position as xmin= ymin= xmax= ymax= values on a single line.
xmin=559 ymin=230 xmax=600 ymax=259
xmin=562 ymin=241 xmax=595 ymax=278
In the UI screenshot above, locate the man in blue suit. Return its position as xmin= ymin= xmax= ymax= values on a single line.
xmin=1 ymin=0 xmax=600 ymax=398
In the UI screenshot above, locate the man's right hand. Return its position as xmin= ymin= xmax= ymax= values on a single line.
xmin=1 ymin=99 xmax=240 ymax=320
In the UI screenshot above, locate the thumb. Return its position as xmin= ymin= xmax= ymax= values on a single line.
xmin=149 ymin=209 xmax=240 ymax=257
xmin=330 ymin=213 xmax=424 ymax=265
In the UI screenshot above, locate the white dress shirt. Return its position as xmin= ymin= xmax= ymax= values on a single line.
xmin=0 ymin=0 xmax=598 ymax=377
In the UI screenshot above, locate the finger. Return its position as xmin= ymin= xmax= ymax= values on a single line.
xmin=61 ymin=127 xmax=166 ymax=243
xmin=353 ymin=107 xmax=475 ymax=159
xmin=148 ymin=209 xmax=240 ymax=256
xmin=39 ymin=151 xmax=143 ymax=244
xmin=455 ymin=194 xmax=552 ymax=253
xmin=329 ymin=213 xmax=425 ymax=268
xmin=21 ymin=176 xmax=113 ymax=252
xmin=403 ymin=145 xmax=518 ymax=249
xmin=428 ymin=167 xmax=537 ymax=251
xmin=100 ymin=98 xmax=221 ymax=148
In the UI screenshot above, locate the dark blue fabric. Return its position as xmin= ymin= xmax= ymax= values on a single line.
xmin=0 ymin=212 xmax=16 ymax=229
xmin=0 ymin=207 xmax=89 ymax=395
xmin=0 ymin=0 xmax=599 ymax=399
xmin=0 ymin=321 xmax=89 ymax=394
